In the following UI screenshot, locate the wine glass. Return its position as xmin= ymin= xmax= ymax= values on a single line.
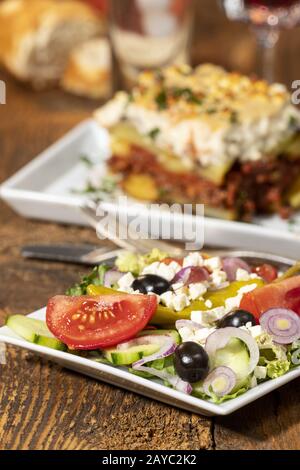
xmin=221 ymin=0 xmax=300 ymax=82
xmin=109 ymin=0 xmax=193 ymax=89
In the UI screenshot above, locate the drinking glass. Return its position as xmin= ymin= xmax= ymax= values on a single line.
xmin=221 ymin=0 xmax=300 ymax=82
xmin=109 ymin=0 xmax=193 ymax=88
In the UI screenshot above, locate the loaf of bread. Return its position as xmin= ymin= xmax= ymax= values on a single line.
xmin=0 ymin=0 xmax=105 ymax=88
xmin=61 ymin=37 xmax=112 ymax=99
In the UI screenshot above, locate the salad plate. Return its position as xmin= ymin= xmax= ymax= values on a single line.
xmin=2 ymin=308 xmax=300 ymax=417
xmin=1 ymin=250 xmax=300 ymax=416
xmin=1 ymin=119 xmax=300 ymax=258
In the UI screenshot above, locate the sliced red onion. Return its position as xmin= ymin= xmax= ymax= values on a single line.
xmin=104 ymin=269 xmax=123 ymax=288
xmin=117 ymin=335 xmax=171 ymax=351
xmin=131 ymin=336 xmax=192 ymax=394
xmin=175 ymin=320 xmax=205 ymax=331
xmin=260 ymin=308 xmax=300 ymax=345
xmin=205 ymin=327 xmax=259 ymax=375
xmin=291 ymin=349 xmax=300 ymax=366
xmin=203 ymin=366 xmax=236 ymax=398
xmin=222 ymin=258 xmax=251 ymax=282
xmin=172 ymin=266 xmax=209 ymax=286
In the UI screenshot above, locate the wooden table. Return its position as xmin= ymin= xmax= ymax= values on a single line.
xmin=1 ymin=1 xmax=300 ymax=450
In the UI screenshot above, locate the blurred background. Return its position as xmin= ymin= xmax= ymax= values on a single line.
xmin=0 ymin=0 xmax=299 ymax=104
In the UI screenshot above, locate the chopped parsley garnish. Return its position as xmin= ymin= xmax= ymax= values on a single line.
xmin=148 ymin=128 xmax=161 ymax=140
xmin=172 ymin=87 xmax=203 ymax=105
xmin=155 ymin=90 xmax=168 ymax=110
xmin=230 ymin=111 xmax=239 ymax=124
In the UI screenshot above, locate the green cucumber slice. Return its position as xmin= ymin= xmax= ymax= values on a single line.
xmin=138 ymin=329 xmax=181 ymax=345
xmin=6 ymin=315 xmax=66 ymax=351
xmin=104 ymin=343 xmax=160 ymax=366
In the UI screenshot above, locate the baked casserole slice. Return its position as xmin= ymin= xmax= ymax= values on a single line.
xmin=94 ymin=64 xmax=300 ymax=221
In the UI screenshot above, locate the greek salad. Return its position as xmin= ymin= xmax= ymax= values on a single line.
xmin=6 ymin=249 xmax=300 ymax=404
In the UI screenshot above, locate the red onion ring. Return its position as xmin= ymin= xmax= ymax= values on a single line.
xmin=104 ymin=269 xmax=123 ymax=288
xmin=203 ymin=366 xmax=236 ymax=398
xmin=130 ymin=335 xmax=192 ymax=394
xmin=117 ymin=335 xmax=171 ymax=351
xmin=260 ymin=308 xmax=300 ymax=345
xmin=222 ymin=258 xmax=251 ymax=282
xmin=205 ymin=327 xmax=259 ymax=375
xmin=172 ymin=266 xmax=209 ymax=286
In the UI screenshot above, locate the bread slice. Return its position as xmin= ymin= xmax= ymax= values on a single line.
xmin=0 ymin=0 xmax=105 ymax=88
xmin=61 ymin=37 xmax=112 ymax=99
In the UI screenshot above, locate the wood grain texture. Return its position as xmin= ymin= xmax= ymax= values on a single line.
xmin=0 ymin=0 xmax=300 ymax=450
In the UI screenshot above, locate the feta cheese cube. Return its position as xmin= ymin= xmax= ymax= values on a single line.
xmin=236 ymin=268 xmax=251 ymax=281
xmin=254 ymin=366 xmax=267 ymax=380
xmin=210 ymin=269 xmax=227 ymax=287
xmin=157 ymin=263 xmax=177 ymax=282
xmin=189 ymin=283 xmax=207 ymax=300
xmin=172 ymin=293 xmax=190 ymax=312
xmin=205 ymin=300 xmax=213 ymax=309
xmin=160 ymin=291 xmax=174 ymax=308
xmin=142 ymin=262 xmax=160 ymax=276
xmin=118 ymin=272 xmax=135 ymax=290
xmin=204 ymin=256 xmax=222 ymax=271
xmin=182 ymin=252 xmax=204 ymax=268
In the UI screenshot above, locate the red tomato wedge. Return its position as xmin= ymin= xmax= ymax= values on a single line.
xmin=240 ymin=275 xmax=300 ymax=320
xmin=253 ymin=264 xmax=278 ymax=283
xmin=46 ymin=294 xmax=157 ymax=350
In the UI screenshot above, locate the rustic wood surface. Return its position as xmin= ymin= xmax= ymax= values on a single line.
xmin=1 ymin=0 xmax=300 ymax=450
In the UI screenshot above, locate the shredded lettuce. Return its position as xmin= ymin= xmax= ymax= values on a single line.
xmin=256 ymin=333 xmax=287 ymax=364
xmin=266 ymin=360 xmax=290 ymax=379
xmin=116 ymin=249 xmax=168 ymax=275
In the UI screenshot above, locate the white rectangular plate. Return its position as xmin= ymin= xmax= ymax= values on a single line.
xmin=1 ymin=309 xmax=300 ymax=416
xmin=1 ymin=119 xmax=300 ymax=257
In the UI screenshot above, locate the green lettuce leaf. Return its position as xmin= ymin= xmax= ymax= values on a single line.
xmin=66 ymin=264 xmax=110 ymax=296
xmin=266 ymin=360 xmax=290 ymax=379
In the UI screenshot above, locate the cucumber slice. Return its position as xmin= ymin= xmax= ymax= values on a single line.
xmin=104 ymin=344 xmax=160 ymax=366
xmin=6 ymin=315 xmax=66 ymax=351
xmin=138 ymin=329 xmax=181 ymax=345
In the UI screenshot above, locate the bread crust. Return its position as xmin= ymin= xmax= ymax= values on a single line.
xmin=0 ymin=0 xmax=105 ymax=87
xmin=61 ymin=38 xmax=112 ymax=99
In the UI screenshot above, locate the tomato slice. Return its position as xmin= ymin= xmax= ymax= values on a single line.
xmin=46 ymin=294 xmax=157 ymax=350
xmin=253 ymin=264 xmax=278 ymax=283
xmin=240 ymin=275 xmax=300 ymax=320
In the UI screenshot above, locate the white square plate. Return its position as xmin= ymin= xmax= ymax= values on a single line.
xmin=1 ymin=119 xmax=300 ymax=258
xmin=1 ymin=308 xmax=300 ymax=416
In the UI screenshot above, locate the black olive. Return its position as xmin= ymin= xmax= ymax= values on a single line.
xmin=218 ymin=309 xmax=256 ymax=328
xmin=174 ymin=342 xmax=209 ymax=383
xmin=132 ymin=274 xmax=171 ymax=295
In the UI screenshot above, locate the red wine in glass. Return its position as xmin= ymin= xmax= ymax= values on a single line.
xmin=221 ymin=0 xmax=300 ymax=81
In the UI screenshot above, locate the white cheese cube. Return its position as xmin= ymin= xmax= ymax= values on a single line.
xmin=118 ymin=272 xmax=135 ymax=290
xmin=204 ymin=256 xmax=222 ymax=271
xmin=182 ymin=252 xmax=204 ymax=268
xmin=236 ymin=268 xmax=251 ymax=281
xmin=172 ymin=293 xmax=190 ymax=312
xmin=189 ymin=283 xmax=207 ymax=300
